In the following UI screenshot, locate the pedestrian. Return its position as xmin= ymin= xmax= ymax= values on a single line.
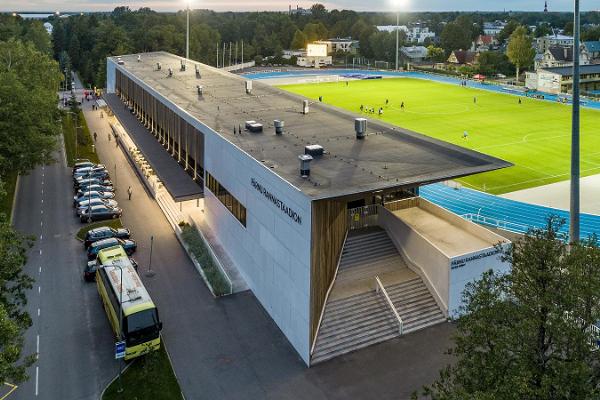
xmin=93 ymin=131 xmax=97 ymax=141
xmin=108 ymin=132 xmax=111 ymax=142
xmin=127 ymin=186 xmax=132 ymax=200
xmin=100 ymin=111 xmax=104 ymax=118
xmin=400 ymin=102 xmax=404 ymax=110
xmin=463 ymin=130 xmax=469 ymax=140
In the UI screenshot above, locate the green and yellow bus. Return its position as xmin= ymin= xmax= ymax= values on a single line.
xmin=96 ymin=245 xmax=162 ymax=360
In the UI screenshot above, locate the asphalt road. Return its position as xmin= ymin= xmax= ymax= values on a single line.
xmin=11 ymin=132 xmax=116 ymax=399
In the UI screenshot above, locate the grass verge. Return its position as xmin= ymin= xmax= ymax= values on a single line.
xmin=0 ymin=171 xmax=18 ymax=221
xmin=76 ymin=219 xmax=123 ymax=241
xmin=63 ymin=110 xmax=100 ymax=167
xmin=102 ymin=345 xmax=182 ymax=400
xmin=181 ymin=224 xmax=231 ymax=296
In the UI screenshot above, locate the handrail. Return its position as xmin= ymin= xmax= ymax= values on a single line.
xmin=461 ymin=213 xmax=530 ymax=234
xmin=375 ymin=276 xmax=403 ymax=335
xmin=310 ymin=230 xmax=349 ymax=356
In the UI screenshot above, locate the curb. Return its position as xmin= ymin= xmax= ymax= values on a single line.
xmin=98 ymin=359 xmax=135 ymax=400
xmin=9 ymin=175 xmax=20 ymax=226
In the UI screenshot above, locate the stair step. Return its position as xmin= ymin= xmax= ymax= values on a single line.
xmin=404 ymin=315 xmax=447 ymax=334
xmin=315 ymin=321 xmax=398 ymax=355
xmin=318 ymin=313 xmax=398 ymax=344
xmin=323 ymin=296 xmax=388 ymax=319
xmin=319 ymin=306 xmax=393 ymax=335
xmin=312 ymin=330 xmax=399 ymax=365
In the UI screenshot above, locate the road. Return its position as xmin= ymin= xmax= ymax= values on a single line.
xmin=11 ymin=119 xmax=116 ymax=399
xmin=12 ymin=75 xmax=454 ymax=400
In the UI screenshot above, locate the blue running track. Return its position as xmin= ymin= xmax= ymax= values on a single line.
xmin=420 ymin=183 xmax=600 ymax=240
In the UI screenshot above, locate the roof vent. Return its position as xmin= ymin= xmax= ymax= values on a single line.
xmin=156 ymin=62 xmax=162 ymax=70
xmin=245 ymin=80 xmax=252 ymax=94
xmin=168 ymin=68 xmax=173 ymax=77
xmin=197 ymin=85 xmax=203 ymax=96
xmin=245 ymin=120 xmax=256 ymax=129
xmin=180 ymin=60 xmax=186 ymax=71
xmin=248 ymin=122 xmax=263 ymax=133
xmin=137 ymin=55 xmax=141 ymax=62
xmin=305 ymin=144 xmax=324 ymax=157
xmin=299 ymin=154 xmax=313 ymax=177
xmin=355 ymin=118 xmax=367 ymax=139
xmin=274 ymin=120 xmax=284 ymax=134
xmin=195 ymin=65 xmax=201 ymax=78
xmin=302 ymin=99 xmax=309 ymax=114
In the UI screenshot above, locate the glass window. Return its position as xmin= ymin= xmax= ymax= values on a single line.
xmin=205 ymin=172 xmax=246 ymax=227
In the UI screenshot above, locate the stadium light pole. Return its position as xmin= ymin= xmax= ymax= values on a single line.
xmin=185 ymin=0 xmax=191 ymax=60
xmin=393 ymin=0 xmax=408 ymax=71
xmin=570 ymin=0 xmax=581 ymax=243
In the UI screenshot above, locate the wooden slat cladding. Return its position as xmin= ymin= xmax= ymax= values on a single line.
xmin=115 ymin=69 xmax=205 ymax=181
xmin=310 ymin=199 xmax=347 ymax=343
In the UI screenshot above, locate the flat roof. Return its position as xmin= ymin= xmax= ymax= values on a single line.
xmin=540 ymin=64 xmax=600 ymax=76
xmin=105 ymin=94 xmax=203 ymax=201
xmin=110 ymin=52 xmax=511 ymax=200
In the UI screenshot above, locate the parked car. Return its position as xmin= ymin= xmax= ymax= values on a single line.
xmin=87 ymin=238 xmax=136 ymax=260
xmin=83 ymin=225 xmax=131 ymax=248
xmin=73 ymin=165 xmax=106 ymax=179
xmin=83 ymin=256 xmax=138 ymax=282
xmin=72 ymin=159 xmax=93 ymax=173
xmin=74 ymin=169 xmax=109 ymax=183
xmin=76 ymin=184 xmax=114 ymax=197
xmin=74 ymin=178 xmax=112 ymax=191
xmin=79 ymin=205 xmax=122 ymax=223
xmin=76 ymin=199 xmax=119 ymax=216
xmin=73 ymin=191 xmax=115 ymax=206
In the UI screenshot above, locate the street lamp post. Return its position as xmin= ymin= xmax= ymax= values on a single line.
xmin=395 ymin=10 xmax=400 ymax=71
xmin=117 ymin=264 xmax=124 ymax=393
xmin=186 ymin=2 xmax=190 ymax=60
xmin=145 ymin=235 xmax=155 ymax=277
xmin=570 ymin=0 xmax=581 ymax=243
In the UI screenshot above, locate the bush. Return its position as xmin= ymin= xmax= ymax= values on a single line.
xmin=181 ymin=225 xmax=230 ymax=296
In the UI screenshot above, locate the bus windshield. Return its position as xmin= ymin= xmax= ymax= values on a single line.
xmin=124 ymin=309 xmax=160 ymax=346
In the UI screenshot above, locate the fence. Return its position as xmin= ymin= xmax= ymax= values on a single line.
xmin=347 ymin=205 xmax=379 ymax=230
xmin=461 ymin=213 xmax=530 ymax=234
xmin=384 ymin=197 xmax=420 ymax=212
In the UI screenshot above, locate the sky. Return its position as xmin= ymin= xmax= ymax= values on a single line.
xmin=2 ymin=0 xmax=598 ymax=13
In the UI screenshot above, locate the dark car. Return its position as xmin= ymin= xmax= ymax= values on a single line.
xmin=73 ymin=191 xmax=115 ymax=206
xmin=76 ymin=184 xmax=114 ymax=197
xmin=84 ymin=226 xmax=131 ymax=248
xmin=74 ymin=177 xmax=113 ymax=191
xmin=83 ymin=257 xmax=138 ymax=282
xmin=79 ymin=204 xmax=122 ymax=223
xmin=87 ymin=238 xmax=136 ymax=260
xmin=74 ymin=170 xmax=109 ymax=183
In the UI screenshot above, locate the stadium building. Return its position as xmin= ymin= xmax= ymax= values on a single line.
xmin=105 ymin=52 xmax=512 ymax=365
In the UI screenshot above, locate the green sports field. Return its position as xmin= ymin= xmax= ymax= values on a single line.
xmin=279 ymin=78 xmax=600 ymax=194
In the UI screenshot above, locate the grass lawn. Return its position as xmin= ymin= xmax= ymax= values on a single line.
xmin=279 ymin=78 xmax=600 ymax=194
xmin=103 ymin=345 xmax=182 ymax=400
xmin=63 ymin=111 xmax=100 ymax=167
xmin=76 ymin=219 xmax=123 ymax=241
xmin=0 ymin=171 xmax=18 ymax=221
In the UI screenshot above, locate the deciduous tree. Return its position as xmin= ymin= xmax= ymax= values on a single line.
xmin=506 ymin=25 xmax=535 ymax=79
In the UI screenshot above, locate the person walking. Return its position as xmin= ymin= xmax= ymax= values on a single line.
xmin=127 ymin=186 xmax=132 ymax=200
xmin=108 ymin=132 xmax=111 ymax=142
xmin=400 ymin=102 xmax=405 ymax=110
xmin=93 ymin=131 xmax=97 ymax=141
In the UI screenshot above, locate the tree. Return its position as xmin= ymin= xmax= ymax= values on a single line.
xmin=310 ymin=4 xmax=327 ymax=20
xmin=303 ymin=22 xmax=328 ymax=43
xmin=477 ymin=51 xmax=514 ymax=76
xmin=0 ymin=220 xmax=34 ymax=384
xmin=440 ymin=22 xmax=472 ymax=54
xmin=422 ymin=219 xmax=600 ymax=400
xmin=290 ymin=29 xmax=307 ymax=50
xmin=497 ymin=20 xmax=521 ymax=43
xmin=427 ymin=45 xmax=446 ymax=62
xmin=22 ymin=21 xmax=52 ymax=55
xmin=506 ymin=26 xmax=536 ymax=79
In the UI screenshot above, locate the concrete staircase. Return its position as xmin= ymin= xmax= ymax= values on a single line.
xmin=156 ymin=193 xmax=186 ymax=230
xmin=311 ymin=228 xmax=446 ymax=365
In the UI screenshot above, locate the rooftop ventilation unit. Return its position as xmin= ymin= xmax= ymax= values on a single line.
xmin=245 ymin=80 xmax=253 ymax=94
xmin=355 ymin=118 xmax=367 ymax=139
xmin=195 ymin=65 xmax=201 ymax=78
xmin=305 ymin=144 xmax=324 ymax=157
xmin=168 ymin=68 xmax=173 ymax=77
xmin=180 ymin=60 xmax=186 ymax=71
xmin=117 ymin=57 xmax=124 ymax=65
xmin=299 ymin=154 xmax=313 ymax=177
xmin=197 ymin=85 xmax=203 ymax=96
xmin=302 ymin=100 xmax=309 ymax=115
xmin=137 ymin=55 xmax=141 ymax=62
xmin=156 ymin=62 xmax=162 ymax=70
xmin=245 ymin=120 xmax=256 ymax=129
xmin=248 ymin=122 xmax=263 ymax=133
xmin=274 ymin=120 xmax=284 ymax=135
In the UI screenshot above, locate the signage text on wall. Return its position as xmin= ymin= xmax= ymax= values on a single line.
xmin=451 ymin=248 xmax=501 ymax=270
xmin=251 ymin=178 xmax=302 ymax=225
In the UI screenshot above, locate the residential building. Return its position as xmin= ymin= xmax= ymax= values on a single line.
xmin=105 ymin=51 xmax=511 ymax=366
xmin=376 ymin=24 xmax=436 ymax=43
xmin=400 ymin=46 xmax=429 ymax=64
xmin=483 ymin=21 xmax=507 ymax=36
xmin=289 ymin=5 xmax=312 ymax=16
xmin=526 ymin=64 xmax=600 ymax=94
xmin=583 ymin=41 xmax=600 ymax=61
xmin=536 ymin=33 xmax=574 ymax=53
xmin=296 ymin=43 xmax=332 ymax=68
xmin=314 ymin=38 xmax=359 ymax=55
xmin=472 ymin=35 xmax=498 ymax=52
xmin=447 ymin=50 xmax=479 ymax=65
xmin=536 ymin=45 xmax=591 ymax=69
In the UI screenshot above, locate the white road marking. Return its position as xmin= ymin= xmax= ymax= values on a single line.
xmin=35 ymin=366 xmax=39 ymax=396
xmin=40 ymin=234 xmax=42 ymax=240
xmin=37 ymin=308 xmax=40 ymax=317
xmin=41 ymin=199 xmax=43 ymax=204
xmin=41 ymin=188 xmax=43 ymax=195
xmin=38 ymin=286 xmax=41 ymax=294
xmin=39 ymin=249 xmax=42 ymax=255
xmin=36 ymin=335 xmax=40 ymax=355
xmin=40 ymin=221 xmax=43 ymax=227
xmin=39 ymin=266 xmax=42 ymax=273
xmin=40 ymin=210 xmax=43 ymax=214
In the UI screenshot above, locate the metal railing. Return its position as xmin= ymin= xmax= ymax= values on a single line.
xmin=310 ymin=230 xmax=349 ymax=356
xmin=461 ymin=213 xmax=530 ymax=234
xmin=375 ymin=276 xmax=403 ymax=335
xmin=348 ymin=205 xmax=379 ymax=230
xmin=383 ymin=197 xmax=420 ymax=212
xmin=589 ymin=324 xmax=600 ymax=350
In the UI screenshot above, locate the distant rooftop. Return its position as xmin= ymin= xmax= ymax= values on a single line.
xmin=109 ymin=52 xmax=510 ymax=200
xmin=540 ymin=64 xmax=600 ymax=76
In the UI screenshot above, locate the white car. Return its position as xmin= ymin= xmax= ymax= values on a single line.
xmin=76 ymin=198 xmax=118 ymax=216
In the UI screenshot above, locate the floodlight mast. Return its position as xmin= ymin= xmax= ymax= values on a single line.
xmin=393 ymin=0 xmax=407 ymax=71
xmin=185 ymin=1 xmax=191 ymax=60
xmin=570 ymin=0 xmax=580 ymax=243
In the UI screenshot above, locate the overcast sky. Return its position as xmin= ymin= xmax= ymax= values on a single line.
xmin=2 ymin=0 xmax=598 ymax=13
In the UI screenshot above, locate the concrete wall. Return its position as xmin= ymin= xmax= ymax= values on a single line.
xmin=106 ymin=59 xmax=116 ymax=93
xmin=203 ymin=132 xmax=313 ymax=364
xmin=107 ymin=56 xmax=314 ymax=364
xmin=378 ymin=206 xmax=450 ymax=313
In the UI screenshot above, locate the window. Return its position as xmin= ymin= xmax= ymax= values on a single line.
xmin=205 ymin=172 xmax=246 ymax=227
